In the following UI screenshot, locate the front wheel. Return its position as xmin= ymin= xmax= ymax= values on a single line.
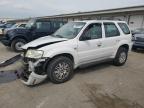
xmin=47 ymin=56 xmax=74 ymax=84
xmin=11 ymin=39 xmax=26 ymax=52
xmin=113 ymin=47 xmax=128 ymax=66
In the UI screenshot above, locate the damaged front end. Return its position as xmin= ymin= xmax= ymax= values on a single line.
xmin=20 ymin=50 xmax=49 ymax=85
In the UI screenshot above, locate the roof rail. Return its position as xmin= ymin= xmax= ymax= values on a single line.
xmin=101 ymin=17 xmax=123 ymax=21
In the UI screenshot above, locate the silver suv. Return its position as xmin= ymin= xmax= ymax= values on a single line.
xmin=21 ymin=20 xmax=133 ymax=85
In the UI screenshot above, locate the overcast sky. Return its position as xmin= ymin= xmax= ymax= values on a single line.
xmin=0 ymin=0 xmax=144 ymax=18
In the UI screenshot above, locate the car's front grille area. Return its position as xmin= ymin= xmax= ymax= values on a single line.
xmin=22 ymin=57 xmax=46 ymax=75
xmin=21 ymin=71 xmax=30 ymax=81
xmin=35 ymin=63 xmax=46 ymax=75
xmin=20 ymin=64 xmax=31 ymax=81
xmin=23 ymin=57 xmax=37 ymax=63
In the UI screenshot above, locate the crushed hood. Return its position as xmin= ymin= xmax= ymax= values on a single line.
xmin=22 ymin=36 xmax=68 ymax=49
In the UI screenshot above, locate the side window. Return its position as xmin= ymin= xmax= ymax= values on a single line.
xmin=81 ymin=23 xmax=102 ymax=40
xmin=53 ymin=22 xmax=65 ymax=29
xmin=19 ymin=24 xmax=26 ymax=28
xmin=53 ymin=22 xmax=60 ymax=29
xmin=104 ymin=23 xmax=120 ymax=37
xmin=36 ymin=21 xmax=51 ymax=31
xmin=118 ymin=23 xmax=130 ymax=34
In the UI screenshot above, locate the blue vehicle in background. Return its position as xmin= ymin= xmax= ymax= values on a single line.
xmin=1 ymin=18 xmax=66 ymax=52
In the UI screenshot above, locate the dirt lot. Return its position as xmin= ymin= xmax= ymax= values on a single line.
xmin=0 ymin=42 xmax=144 ymax=108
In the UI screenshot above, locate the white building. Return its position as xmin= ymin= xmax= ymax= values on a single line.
xmin=8 ymin=5 xmax=144 ymax=30
xmin=43 ymin=5 xmax=144 ymax=30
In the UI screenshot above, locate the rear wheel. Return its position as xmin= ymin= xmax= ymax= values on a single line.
xmin=11 ymin=39 xmax=26 ymax=52
xmin=113 ymin=47 xmax=128 ymax=66
xmin=47 ymin=56 xmax=74 ymax=84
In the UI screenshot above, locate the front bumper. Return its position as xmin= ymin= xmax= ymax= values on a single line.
xmin=20 ymin=58 xmax=48 ymax=85
xmin=21 ymin=71 xmax=47 ymax=85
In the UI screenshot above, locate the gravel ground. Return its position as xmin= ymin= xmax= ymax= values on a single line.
xmin=0 ymin=42 xmax=144 ymax=108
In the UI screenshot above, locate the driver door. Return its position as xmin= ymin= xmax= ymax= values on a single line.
xmin=78 ymin=23 xmax=105 ymax=65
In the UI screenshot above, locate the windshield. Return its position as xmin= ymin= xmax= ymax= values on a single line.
xmin=53 ymin=22 xmax=86 ymax=39
xmin=25 ymin=19 xmax=35 ymax=29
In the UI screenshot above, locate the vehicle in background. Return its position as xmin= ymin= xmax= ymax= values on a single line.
xmin=132 ymin=28 xmax=144 ymax=50
xmin=0 ymin=24 xmax=5 ymax=37
xmin=0 ymin=23 xmax=15 ymax=37
xmin=1 ymin=18 xmax=66 ymax=52
xmin=4 ymin=23 xmax=27 ymax=34
xmin=21 ymin=20 xmax=132 ymax=85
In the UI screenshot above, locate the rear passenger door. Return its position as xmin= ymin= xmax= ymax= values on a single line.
xmin=102 ymin=22 xmax=121 ymax=57
xmin=32 ymin=21 xmax=52 ymax=39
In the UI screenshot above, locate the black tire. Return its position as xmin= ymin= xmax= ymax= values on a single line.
xmin=113 ymin=47 xmax=128 ymax=66
xmin=11 ymin=38 xmax=26 ymax=52
xmin=47 ymin=56 xmax=74 ymax=84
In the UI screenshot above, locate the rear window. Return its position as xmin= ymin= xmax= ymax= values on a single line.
xmin=104 ymin=23 xmax=120 ymax=37
xmin=118 ymin=23 xmax=130 ymax=34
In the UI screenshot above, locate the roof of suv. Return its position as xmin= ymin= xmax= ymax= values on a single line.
xmin=36 ymin=18 xmax=66 ymax=22
xmin=75 ymin=20 xmax=126 ymax=24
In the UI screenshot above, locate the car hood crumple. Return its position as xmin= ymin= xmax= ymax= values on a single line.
xmin=22 ymin=36 xmax=68 ymax=49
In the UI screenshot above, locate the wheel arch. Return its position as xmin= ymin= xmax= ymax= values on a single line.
xmin=43 ymin=53 xmax=75 ymax=72
xmin=10 ymin=36 xmax=28 ymax=45
xmin=50 ymin=53 xmax=74 ymax=62
xmin=113 ymin=44 xmax=129 ymax=58
xmin=113 ymin=44 xmax=129 ymax=66
xmin=119 ymin=44 xmax=129 ymax=51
